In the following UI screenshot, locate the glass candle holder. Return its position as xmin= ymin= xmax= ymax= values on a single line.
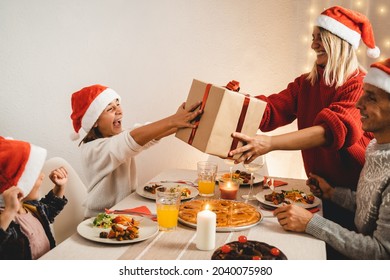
xmin=219 ymin=180 xmax=239 ymax=200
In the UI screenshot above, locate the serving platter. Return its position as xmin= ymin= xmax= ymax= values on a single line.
xmin=178 ymin=199 xmax=263 ymax=232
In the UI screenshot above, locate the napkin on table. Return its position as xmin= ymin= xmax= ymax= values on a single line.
xmin=263 ymin=176 xmax=288 ymax=188
xmin=105 ymin=206 xmax=157 ymax=221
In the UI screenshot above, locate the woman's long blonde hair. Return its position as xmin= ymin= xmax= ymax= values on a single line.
xmin=307 ymin=27 xmax=363 ymax=88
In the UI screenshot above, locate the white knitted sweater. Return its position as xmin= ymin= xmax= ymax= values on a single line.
xmin=306 ymin=139 xmax=390 ymax=259
xmin=80 ymin=130 xmax=157 ymax=218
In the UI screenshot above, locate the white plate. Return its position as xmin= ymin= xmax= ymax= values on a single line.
xmin=256 ymin=188 xmax=321 ymax=209
xmin=216 ymin=170 xmax=264 ymax=186
xmin=136 ymin=183 xmax=199 ymax=200
xmin=77 ymin=216 xmax=158 ymax=244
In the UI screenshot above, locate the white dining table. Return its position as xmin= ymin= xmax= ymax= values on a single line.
xmin=39 ymin=168 xmax=326 ymax=260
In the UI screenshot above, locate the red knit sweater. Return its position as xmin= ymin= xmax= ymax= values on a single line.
xmin=257 ymin=67 xmax=373 ymax=189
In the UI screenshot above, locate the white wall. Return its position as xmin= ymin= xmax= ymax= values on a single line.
xmin=1 ymin=0 xmax=389 ymax=186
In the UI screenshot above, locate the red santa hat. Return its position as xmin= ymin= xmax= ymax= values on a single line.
xmin=364 ymin=58 xmax=390 ymax=94
xmin=70 ymin=84 xmax=121 ymax=140
xmin=316 ymin=6 xmax=380 ymax=58
xmin=0 ymin=137 xmax=47 ymax=207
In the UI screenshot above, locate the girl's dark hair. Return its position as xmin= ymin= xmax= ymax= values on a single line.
xmin=79 ymin=127 xmax=103 ymax=146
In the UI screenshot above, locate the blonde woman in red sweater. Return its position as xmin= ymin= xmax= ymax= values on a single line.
xmin=229 ymin=6 xmax=380 ymax=233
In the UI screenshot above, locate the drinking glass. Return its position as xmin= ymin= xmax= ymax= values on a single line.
xmin=156 ymin=186 xmax=181 ymax=231
xmin=241 ymin=155 xmax=265 ymax=201
xmin=223 ymin=158 xmax=235 ymax=180
xmin=197 ymin=161 xmax=218 ymax=197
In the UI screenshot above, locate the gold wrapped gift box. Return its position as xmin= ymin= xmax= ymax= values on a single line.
xmin=175 ymin=79 xmax=267 ymax=159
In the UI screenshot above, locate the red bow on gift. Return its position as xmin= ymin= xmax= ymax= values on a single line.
xmin=226 ymin=80 xmax=240 ymax=91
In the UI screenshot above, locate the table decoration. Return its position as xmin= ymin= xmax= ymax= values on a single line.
xmin=219 ymin=180 xmax=239 ymax=200
xmin=196 ymin=204 xmax=216 ymax=250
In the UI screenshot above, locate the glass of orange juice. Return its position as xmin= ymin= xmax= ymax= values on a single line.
xmin=197 ymin=161 xmax=218 ymax=197
xmin=155 ymin=186 xmax=181 ymax=231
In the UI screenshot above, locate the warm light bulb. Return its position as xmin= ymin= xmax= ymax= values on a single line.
xmin=378 ymin=7 xmax=386 ymax=15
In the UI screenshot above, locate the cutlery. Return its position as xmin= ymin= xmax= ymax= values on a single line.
xmin=265 ymin=177 xmax=275 ymax=191
xmin=269 ymin=178 xmax=275 ymax=191
xmin=105 ymin=208 xmax=157 ymax=219
xmin=149 ymin=180 xmax=195 ymax=186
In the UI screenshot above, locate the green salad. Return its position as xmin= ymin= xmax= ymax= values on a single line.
xmin=93 ymin=213 xmax=113 ymax=228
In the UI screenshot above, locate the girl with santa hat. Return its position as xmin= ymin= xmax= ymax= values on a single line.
xmin=70 ymin=84 xmax=201 ymax=218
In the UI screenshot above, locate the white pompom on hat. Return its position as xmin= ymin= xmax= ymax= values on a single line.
xmin=364 ymin=58 xmax=390 ymax=94
xmin=70 ymin=84 xmax=121 ymax=140
xmin=316 ymin=5 xmax=380 ymax=58
xmin=0 ymin=136 xmax=47 ymax=207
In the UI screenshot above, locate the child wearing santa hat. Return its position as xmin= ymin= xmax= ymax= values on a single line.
xmin=273 ymin=58 xmax=390 ymax=260
xmin=229 ymin=6 xmax=379 ymax=232
xmin=0 ymin=137 xmax=68 ymax=259
xmin=70 ymin=84 xmax=201 ymax=218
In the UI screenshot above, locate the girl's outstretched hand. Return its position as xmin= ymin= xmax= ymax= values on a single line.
xmin=49 ymin=167 xmax=68 ymax=187
xmin=174 ymin=101 xmax=202 ymax=128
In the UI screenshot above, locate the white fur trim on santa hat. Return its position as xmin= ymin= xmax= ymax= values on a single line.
xmin=0 ymin=144 xmax=47 ymax=207
xmin=364 ymin=68 xmax=390 ymax=94
xmin=70 ymin=131 xmax=80 ymax=141
xmin=81 ymin=88 xmax=121 ymax=133
xmin=317 ymin=14 xmax=361 ymax=49
xmin=366 ymin=46 xmax=380 ymax=59
xmin=17 ymin=144 xmax=47 ymax=197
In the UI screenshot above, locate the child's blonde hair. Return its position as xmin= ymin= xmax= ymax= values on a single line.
xmin=307 ymin=28 xmax=364 ymax=88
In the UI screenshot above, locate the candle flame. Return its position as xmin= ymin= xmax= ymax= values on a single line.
xmin=205 ymin=204 xmax=210 ymax=210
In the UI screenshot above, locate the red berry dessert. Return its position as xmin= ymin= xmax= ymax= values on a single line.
xmin=211 ymin=236 xmax=287 ymax=260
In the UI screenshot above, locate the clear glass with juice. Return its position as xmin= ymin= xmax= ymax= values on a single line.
xmin=197 ymin=161 xmax=218 ymax=197
xmin=155 ymin=186 xmax=181 ymax=231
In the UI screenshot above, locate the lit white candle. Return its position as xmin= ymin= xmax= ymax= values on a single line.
xmin=196 ymin=205 xmax=216 ymax=250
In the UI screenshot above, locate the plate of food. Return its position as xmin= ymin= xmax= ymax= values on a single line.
xmin=136 ymin=182 xmax=199 ymax=200
xmin=178 ymin=199 xmax=262 ymax=232
xmin=216 ymin=170 xmax=263 ymax=186
xmin=77 ymin=213 xmax=158 ymax=244
xmin=212 ymin=237 xmax=287 ymax=260
xmin=256 ymin=187 xmax=321 ymax=209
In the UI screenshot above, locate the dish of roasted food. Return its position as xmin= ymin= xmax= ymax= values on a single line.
xmin=256 ymin=188 xmax=320 ymax=209
xmin=217 ymin=170 xmax=263 ymax=186
xmin=137 ymin=183 xmax=198 ymax=200
xmin=77 ymin=214 xmax=158 ymax=244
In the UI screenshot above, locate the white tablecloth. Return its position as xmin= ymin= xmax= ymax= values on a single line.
xmin=40 ymin=169 xmax=326 ymax=260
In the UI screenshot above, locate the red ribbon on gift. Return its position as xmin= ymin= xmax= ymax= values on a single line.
xmin=228 ymin=95 xmax=250 ymax=157
xmin=188 ymin=83 xmax=212 ymax=145
xmin=187 ymin=80 xmax=250 ymax=155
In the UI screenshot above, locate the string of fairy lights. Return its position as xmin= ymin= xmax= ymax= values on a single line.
xmin=303 ymin=0 xmax=389 ymax=72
